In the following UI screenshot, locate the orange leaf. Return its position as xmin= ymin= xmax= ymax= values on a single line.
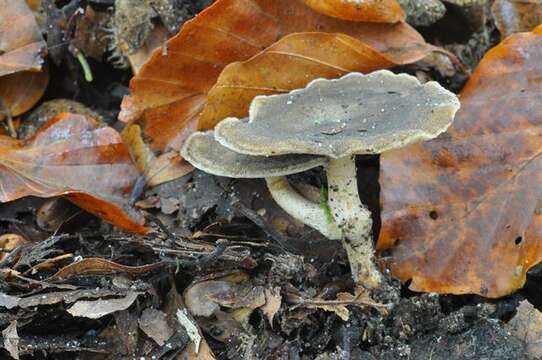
xmin=0 ymin=113 xmax=148 ymax=234
xmin=377 ymin=25 xmax=542 ymax=298
xmin=121 ymin=0 xmax=433 ymax=184
xmin=199 ymin=32 xmax=396 ymax=130
xmin=302 ymin=0 xmax=404 ymax=22
xmin=0 ymin=0 xmax=46 ymax=76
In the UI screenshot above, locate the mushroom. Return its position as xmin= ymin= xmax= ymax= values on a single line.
xmin=182 ymin=70 xmax=460 ymax=288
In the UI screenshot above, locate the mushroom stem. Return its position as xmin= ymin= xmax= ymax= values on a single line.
xmin=265 ymin=176 xmax=342 ymax=240
xmin=326 ymin=155 xmax=382 ymax=288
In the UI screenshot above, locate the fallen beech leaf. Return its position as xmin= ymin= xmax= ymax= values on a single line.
xmin=0 ymin=113 xmax=147 ymax=233
xmin=492 ymin=0 xmax=542 ymax=37
xmin=122 ymin=0 xmax=433 ymax=184
xmin=67 ymin=291 xmax=140 ymax=319
xmin=378 ymin=25 xmax=542 ymax=297
xmin=47 ymin=257 xmax=164 ymax=281
xmin=302 ymin=0 xmax=405 ymax=22
xmin=0 ymin=0 xmax=46 ymax=76
xmin=0 ymin=70 xmax=49 ymax=118
xmin=199 ymin=32 xmax=397 ymax=129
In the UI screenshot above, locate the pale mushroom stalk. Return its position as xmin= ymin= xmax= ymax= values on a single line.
xmin=326 ymin=155 xmax=381 ymax=288
xmin=266 ymin=156 xmax=380 ymax=287
xmin=265 ymin=176 xmax=342 ymax=240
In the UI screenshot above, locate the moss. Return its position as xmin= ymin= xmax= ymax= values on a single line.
xmin=320 ymin=185 xmax=334 ymax=224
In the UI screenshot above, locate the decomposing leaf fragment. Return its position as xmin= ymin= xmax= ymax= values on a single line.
xmin=506 ymin=300 xmax=542 ymax=358
xmin=378 ymin=25 xmax=542 ymax=297
xmin=2 ymin=321 xmax=19 ymax=360
xmin=138 ymin=308 xmax=174 ymax=346
xmin=0 ymin=0 xmax=46 ymax=76
xmin=184 ymin=280 xmax=266 ymax=317
xmin=121 ymin=0 xmax=434 ymax=184
xmin=302 ymin=0 xmax=405 ymax=22
xmin=0 ymin=113 xmax=148 ymax=233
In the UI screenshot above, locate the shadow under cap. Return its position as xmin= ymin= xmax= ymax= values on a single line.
xmin=181 ymin=131 xmax=327 ymax=178
xmin=214 ymin=70 xmax=460 ymax=159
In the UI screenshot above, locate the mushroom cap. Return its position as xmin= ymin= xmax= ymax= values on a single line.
xmin=215 ymin=70 xmax=460 ymax=159
xmin=181 ymin=131 xmax=327 ymax=178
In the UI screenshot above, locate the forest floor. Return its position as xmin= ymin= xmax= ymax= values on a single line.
xmin=0 ymin=0 xmax=541 ymax=359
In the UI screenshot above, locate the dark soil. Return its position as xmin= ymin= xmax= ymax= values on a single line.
xmin=0 ymin=1 xmax=540 ymax=359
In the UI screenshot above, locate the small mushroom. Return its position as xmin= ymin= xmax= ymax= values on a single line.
xmin=182 ymin=70 xmax=460 ymax=289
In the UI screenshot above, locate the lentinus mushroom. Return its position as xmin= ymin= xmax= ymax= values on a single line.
xmin=182 ymin=70 xmax=460 ymax=289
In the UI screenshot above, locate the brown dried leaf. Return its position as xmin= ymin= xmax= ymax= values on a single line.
xmin=0 ymin=113 xmax=148 ymax=233
xmin=121 ymin=0 xmax=433 ymax=184
xmin=302 ymin=0 xmax=405 ymax=22
xmin=492 ymin=0 xmax=542 ymax=37
xmin=47 ymin=257 xmax=164 ymax=281
xmin=0 ymin=0 xmax=46 ymax=76
xmin=0 ymin=70 xmax=48 ymax=118
xmin=378 ymin=25 xmax=542 ymax=297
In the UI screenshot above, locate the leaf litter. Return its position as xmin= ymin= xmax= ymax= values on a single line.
xmin=0 ymin=0 xmax=539 ymax=359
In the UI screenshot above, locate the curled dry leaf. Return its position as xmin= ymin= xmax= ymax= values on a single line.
xmin=0 ymin=0 xmax=46 ymax=76
xmin=0 ymin=70 xmax=49 ymax=118
xmin=0 ymin=0 xmax=48 ymax=119
xmin=378 ymin=25 xmax=542 ymax=298
xmin=0 ymin=113 xmax=148 ymax=233
xmin=491 ymin=0 xmax=542 ymax=37
xmin=121 ymin=0 xmax=433 ymax=184
xmin=302 ymin=0 xmax=405 ymax=22
xmin=47 ymin=257 xmax=164 ymax=281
